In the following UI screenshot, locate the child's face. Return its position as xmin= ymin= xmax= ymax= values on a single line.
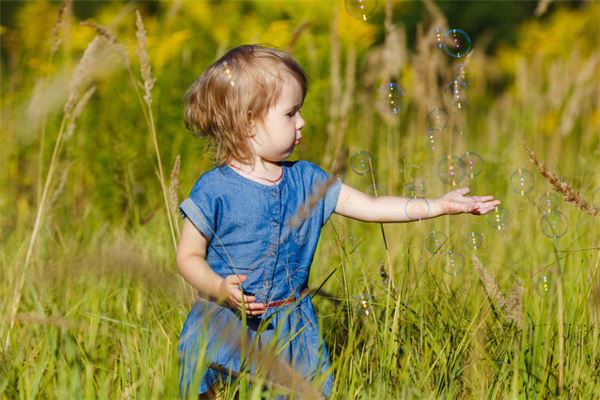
xmin=250 ymin=77 xmax=305 ymax=163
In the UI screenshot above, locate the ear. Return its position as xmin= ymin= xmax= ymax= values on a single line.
xmin=246 ymin=112 xmax=256 ymax=137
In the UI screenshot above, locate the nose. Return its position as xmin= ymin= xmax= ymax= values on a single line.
xmin=296 ymin=113 xmax=305 ymax=131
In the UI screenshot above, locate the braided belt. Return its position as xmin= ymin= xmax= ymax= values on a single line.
xmin=265 ymin=287 xmax=310 ymax=308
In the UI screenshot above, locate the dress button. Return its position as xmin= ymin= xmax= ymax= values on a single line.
xmin=271 ymin=221 xmax=278 ymax=227
xmin=263 ymin=281 xmax=271 ymax=288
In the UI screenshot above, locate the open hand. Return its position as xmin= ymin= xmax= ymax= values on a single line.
xmin=218 ymin=274 xmax=266 ymax=317
xmin=439 ymin=187 xmax=500 ymax=215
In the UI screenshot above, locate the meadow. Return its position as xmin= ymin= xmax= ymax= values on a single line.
xmin=1 ymin=0 xmax=599 ymax=398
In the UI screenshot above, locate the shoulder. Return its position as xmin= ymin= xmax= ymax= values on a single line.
xmin=189 ymin=165 xmax=227 ymax=195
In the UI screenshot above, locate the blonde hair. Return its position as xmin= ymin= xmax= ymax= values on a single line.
xmin=184 ymin=45 xmax=308 ymax=165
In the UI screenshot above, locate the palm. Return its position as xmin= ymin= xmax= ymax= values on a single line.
xmin=440 ymin=188 xmax=500 ymax=215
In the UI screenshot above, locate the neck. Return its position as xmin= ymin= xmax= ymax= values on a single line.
xmin=228 ymin=160 xmax=284 ymax=184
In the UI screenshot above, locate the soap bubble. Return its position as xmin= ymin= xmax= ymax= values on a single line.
xmin=405 ymin=198 xmax=430 ymax=221
xmin=426 ymin=128 xmax=442 ymax=152
xmin=437 ymin=155 xmax=466 ymax=186
xmin=487 ymin=206 xmax=509 ymax=231
xmin=461 ymin=151 xmax=484 ymax=178
xmin=540 ymin=211 xmax=568 ymax=239
xmin=445 ymin=79 xmax=468 ymax=110
xmin=354 ymin=293 xmax=373 ymax=316
xmin=427 ymin=108 xmax=448 ymax=130
xmin=465 ymin=231 xmax=483 ymax=250
xmin=380 ymin=81 xmax=404 ymax=116
xmin=425 ymin=231 xmax=447 ymax=254
xmin=510 ymin=169 xmax=534 ymax=195
xmin=404 ymin=180 xmax=426 ymax=198
xmin=441 ymin=249 xmax=465 ymax=276
xmin=345 ymin=0 xmax=379 ymax=22
xmin=538 ymin=192 xmax=560 ymax=215
xmin=350 ymin=151 xmax=374 ymax=176
xmin=535 ymin=275 xmax=554 ymax=298
xmin=441 ymin=29 xmax=472 ymax=58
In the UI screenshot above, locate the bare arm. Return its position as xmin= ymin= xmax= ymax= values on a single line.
xmin=176 ymin=219 xmax=266 ymax=316
xmin=334 ymin=184 xmax=500 ymax=222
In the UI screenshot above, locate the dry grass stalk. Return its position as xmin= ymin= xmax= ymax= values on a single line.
xmin=7 ymin=313 xmax=74 ymax=330
xmin=472 ymin=255 xmax=523 ymax=328
xmin=65 ymin=86 xmax=96 ymax=140
xmin=534 ymin=0 xmax=553 ymax=17
xmin=522 ymin=140 xmax=599 ymax=217
xmin=135 ymin=10 xmax=155 ymax=105
xmin=288 ymin=148 xmax=348 ymax=229
xmin=64 ymin=36 xmax=104 ymax=116
xmin=49 ymin=0 xmax=71 ymax=57
xmin=169 ymin=154 xmax=181 ymax=216
xmin=80 ymin=21 xmax=130 ymax=68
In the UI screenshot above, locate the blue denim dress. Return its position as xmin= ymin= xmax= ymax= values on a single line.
xmin=178 ymin=161 xmax=341 ymax=397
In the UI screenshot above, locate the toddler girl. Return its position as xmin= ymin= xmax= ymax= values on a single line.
xmin=176 ymin=44 xmax=499 ymax=398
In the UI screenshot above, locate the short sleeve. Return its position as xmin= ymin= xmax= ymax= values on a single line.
xmin=306 ymin=162 xmax=342 ymax=223
xmin=179 ymin=179 xmax=218 ymax=241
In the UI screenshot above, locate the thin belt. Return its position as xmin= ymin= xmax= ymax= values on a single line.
xmin=266 ymin=287 xmax=311 ymax=308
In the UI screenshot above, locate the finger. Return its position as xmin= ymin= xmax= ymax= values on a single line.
xmin=246 ymin=308 xmax=266 ymax=317
xmin=456 ymin=187 xmax=470 ymax=195
xmin=244 ymin=302 xmax=266 ymax=311
xmin=235 ymin=274 xmax=247 ymax=284
xmin=471 ymin=195 xmax=495 ymax=202
xmin=242 ymin=295 xmax=257 ymax=303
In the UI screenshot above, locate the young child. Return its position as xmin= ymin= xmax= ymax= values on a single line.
xmin=176 ymin=44 xmax=500 ymax=398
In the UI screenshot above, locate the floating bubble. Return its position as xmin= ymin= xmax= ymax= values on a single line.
xmin=444 ymin=79 xmax=469 ymax=110
xmin=437 ymin=155 xmax=466 ymax=186
xmin=354 ymin=293 xmax=373 ymax=316
xmin=404 ymin=180 xmax=425 ymax=198
xmin=441 ymin=249 xmax=465 ymax=276
xmin=350 ymin=151 xmax=374 ymax=176
xmin=535 ymin=275 xmax=554 ymax=298
xmin=345 ymin=0 xmax=379 ymax=22
xmin=461 ymin=151 xmax=484 ymax=178
xmin=538 ymin=192 xmax=560 ymax=215
xmin=405 ymin=198 xmax=430 ymax=221
xmin=540 ymin=211 xmax=568 ymax=239
xmin=426 ymin=128 xmax=442 ymax=152
xmin=380 ymin=81 xmax=404 ymax=115
xmin=441 ymin=29 xmax=472 ymax=58
xmin=465 ymin=231 xmax=483 ymax=250
xmin=425 ymin=231 xmax=447 ymax=254
xmin=509 ymin=169 xmax=534 ymax=195
xmin=427 ymin=108 xmax=448 ymax=130
xmin=487 ymin=206 xmax=509 ymax=231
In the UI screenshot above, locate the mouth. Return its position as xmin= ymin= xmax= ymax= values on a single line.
xmin=294 ymin=138 xmax=302 ymax=145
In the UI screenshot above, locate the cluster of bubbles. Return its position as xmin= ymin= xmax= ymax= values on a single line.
xmin=424 ymin=230 xmax=482 ymax=276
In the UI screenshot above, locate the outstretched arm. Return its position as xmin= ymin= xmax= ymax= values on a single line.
xmin=334 ymin=183 xmax=500 ymax=222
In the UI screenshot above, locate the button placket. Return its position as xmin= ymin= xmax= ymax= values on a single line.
xmin=263 ymin=186 xmax=281 ymax=299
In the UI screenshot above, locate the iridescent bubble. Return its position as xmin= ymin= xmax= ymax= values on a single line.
xmin=461 ymin=151 xmax=484 ymax=178
xmin=350 ymin=151 xmax=374 ymax=176
xmin=538 ymin=192 xmax=560 ymax=215
xmin=425 ymin=231 xmax=447 ymax=254
xmin=354 ymin=293 xmax=373 ymax=316
xmin=404 ymin=180 xmax=425 ymax=198
xmin=437 ymin=155 xmax=466 ymax=186
xmin=426 ymin=128 xmax=442 ymax=152
xmin=345 ymin=0 xmax=379 ymax=22
xmin=465 ymin=231 xmax=483 ymax=250
xmin=535 ymin=275 xmax=554 ymax=298
xmin=487 ymin=206 xmax=509 ymax=231
xmin=510 ymin=169 xmax=534 ymax=195
xmin=405 ymin=198 xmax=430 ymax=221
xmin=441 ymin=29 xmax=472 ymax=58
xmin=442 ymin=249 xmax=465 ymax=276
xmin=541 ymin=211 xmax=568 ymax=239
xmin=444 ymin=79 xmax=469 ymax=110
xmin=427 ymin=108 xmax=448 ymax=130
xmin=380 ymin=81 xmax=404 ymax=115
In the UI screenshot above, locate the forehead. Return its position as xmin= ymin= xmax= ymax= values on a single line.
xmin=274 ymin=76 xmax=304 ymax=106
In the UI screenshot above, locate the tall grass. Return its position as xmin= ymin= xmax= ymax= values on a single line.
xmin=1 ymin=1 xmax=599 ymax=398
